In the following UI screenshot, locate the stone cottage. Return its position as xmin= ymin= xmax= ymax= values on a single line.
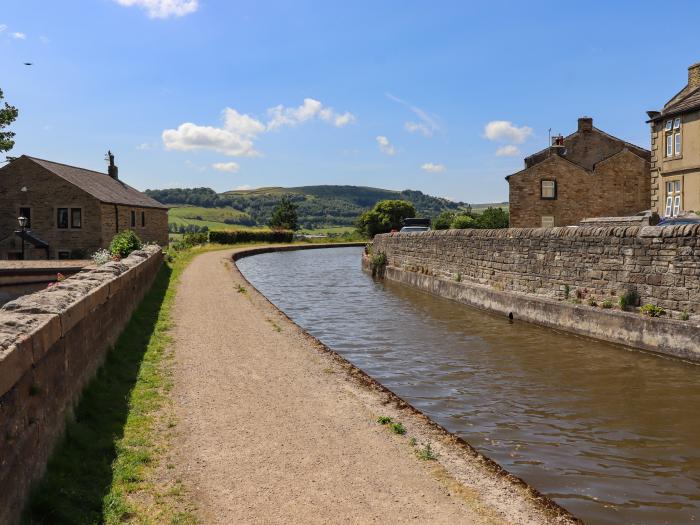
xmin=0 ymin=154 xmax=168 ymax=260
xmin=506 ymin=117 xmax=651 ymax=228
xmin=647 ymin=62 xmax=700 ymax=217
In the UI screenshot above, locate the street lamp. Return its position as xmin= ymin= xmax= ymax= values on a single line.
xmin=18 ymin=216 xmax=27 ymax=260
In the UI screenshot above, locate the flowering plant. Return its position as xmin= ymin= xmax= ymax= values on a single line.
xmin=91 ymin=248 xmax=112 ymax=266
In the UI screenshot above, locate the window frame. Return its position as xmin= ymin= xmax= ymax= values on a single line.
xmin=141 ymin=211 xmax=146 ymax=228
xmin=57 ymin=250 xmax=71 ymax=260
xmin=541 ymin=216 xmax=555 ymax=228
xmin=666 ymin=134 xmax=673 ymax=157
xmin=56 ymin=207 xmax=69 ymax=229
xmin=130 ymin=210 xmax=136 ymax=228
xmin=673 ymin=117 xmax=681 ymax=129
xmin=70 ymin=207 xmax=82 ymax=229
xmin=674 ymin=132 xmax=682 ymax=156
xmin=664 ymin=179 xmax=683 ymax=217
xmin=18 ymin=207 xmax=32 ymax=229
xmin=540 ymin=180 xmax=557 ymax=200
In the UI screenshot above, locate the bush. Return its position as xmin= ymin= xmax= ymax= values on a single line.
xmin=109 ymin=230 xmax=142 ymax=258
xmin=618 ymin=289 xmax=640 ymax=310
xmin=450 ymin=214 xmax=477 ymax=229
xmin=356 ymin=200 xmax=417 ymax=237
xmin=640 ymin=304 xmax=666 ymax=317
xmin=182 ymin=232 xmax=208 ymax=246
xmin=209 ymin=230 xmax=294 ymax=244
xmin=433 ymin=211 xmax=455 ymax=230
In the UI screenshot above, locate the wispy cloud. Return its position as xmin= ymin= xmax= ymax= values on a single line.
xmin=483 ymin=121 xmax=533 ymax=144
xmin=114 ymin=0 xmax=198 ymax=18
xmin=212 ymin=161 xmax=240 ymax=173
xmin=387 ymin=93 xmax=441 ymax=137
xmin=0 ymin=25 xmax=7 ymax=33
xmin=10 ymin=32 xmax=26 ymax=40
xmin=163 ymin=98 xmax=354 ymax=157
xmin=39 ymin=35 xmax=50 ymax=44
xmin=495 ymin=145 xmax=520 ymax=157
xmin=136 ymin=142 xmax=153 ymax=150
xmin=376 ymin=135 xmax=395 ymax=156
xmin=421 ymin=162 xmax=446 ymax=173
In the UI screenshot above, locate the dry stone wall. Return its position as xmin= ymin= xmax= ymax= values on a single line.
xmin=371 ymin=225 xmax=700 ymax=316
xmin=0 ymin=245 xmax=163 ymax=524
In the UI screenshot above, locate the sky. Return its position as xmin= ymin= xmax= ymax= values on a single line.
xmin=2 ymin=0 xmax=700 ymax=203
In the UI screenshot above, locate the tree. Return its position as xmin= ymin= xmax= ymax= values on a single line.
xmin=433 ymin=210 xmax=455 ymax=230
xmin=356 ymin=199 xmax=416 ymax=237
xmin=0 ymin=89 xmax=18 ymax=153
xmin=269 ymin=196 xmax=298 ymax=230
xmin=476 ymin=207 xmax=509 ymax=229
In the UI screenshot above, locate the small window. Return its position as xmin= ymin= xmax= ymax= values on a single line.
xmin=675 ymin=133 xmax=682 ymax=155
xmin=141 ymin=211 xmax=146 ymax=227
xmin=665 ymin=120 xmax=673 ymax=131
xmin=130 ymin=210 xmax=136 ymax=228
xmin=673 ymin=195 xmax=682 ymax=216
xmin=666 ymin=135 xmax=673 ymax=157
xmin=675 ymin=180 xmax=681 ymax=192
xmin=71 ymin=208 xmax=82 ymax=228
xmin=666 ymin=181 xmax=673 ymax=193
xmin=541 ymin=180 xmax=556 ymax=199
xmin=57 ymin=208 xmax=69 ymax=229
xmin=673 ymin=117 xmax=681 ymax=129
xmin=541 ymin=216 xmax=555 ymax=228
xmin=57 ymin=250 xmax=70 ymax=260
xmin=665 ymin=196 xmax=673 ymax=217
xmin=19 ymin=207 xmax=31 ymax=229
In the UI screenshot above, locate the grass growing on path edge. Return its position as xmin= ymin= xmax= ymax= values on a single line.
xmin=21 ymin=245 xmax=229 ymax=525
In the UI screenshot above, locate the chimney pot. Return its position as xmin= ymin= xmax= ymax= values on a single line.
xmin=578 ymin=117 xmax=593 ymax=132
xmin=688 ymin=62 xmax=700 ymax=90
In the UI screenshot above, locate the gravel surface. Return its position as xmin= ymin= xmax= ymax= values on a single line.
xmin=170 ymin=248 xmax=579 ymax=525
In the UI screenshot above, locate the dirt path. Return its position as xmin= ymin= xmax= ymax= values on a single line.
xmin=170 ymin=247 xmax=576 ymax=525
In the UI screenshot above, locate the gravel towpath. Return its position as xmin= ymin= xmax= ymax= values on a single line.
xmin=170 ymin=247 xmax=576 ymax=525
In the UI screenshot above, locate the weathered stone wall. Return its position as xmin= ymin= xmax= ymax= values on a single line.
xmin=0 ymin=245 xmax=163 ymax=524
xmin=370 ymin=225 xmax=700 ymax=316
xmin=100 ymin=203 xmax=170 ymax=248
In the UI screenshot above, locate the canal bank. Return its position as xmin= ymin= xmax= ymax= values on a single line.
xmin=170 ymin=245 xmax=577 ymax=524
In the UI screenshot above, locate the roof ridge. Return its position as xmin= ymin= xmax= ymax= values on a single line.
xmin=26 ymin=155 xmax=109 ymax=177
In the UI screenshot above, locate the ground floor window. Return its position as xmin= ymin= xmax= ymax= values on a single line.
xmin=57 ymin=250 xmax=70 ymax=260
xmin=541 ymin=216 xmax=555 ymax=228
xmin=664 ymin=180 xmax=682 ymax=217
xmin=141 ymin=211 xmax=146 ymax=227
xmin=57 ymin=208 xmax=69 ymax=229
xmin=71 ymin=208 xmax=82 ymax=228
xmin=131 ymin=210 xmax=136 ymax=228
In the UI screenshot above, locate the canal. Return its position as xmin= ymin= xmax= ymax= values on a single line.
xmin=236 ymin=246 xmax=700 ymax=525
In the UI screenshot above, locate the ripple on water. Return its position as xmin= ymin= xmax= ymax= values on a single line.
xmin=237 ymin=247 xmax=700 ymax=525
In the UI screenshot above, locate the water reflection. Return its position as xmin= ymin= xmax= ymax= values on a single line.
xmin=237 ymin=247 xmax=700 ymax=525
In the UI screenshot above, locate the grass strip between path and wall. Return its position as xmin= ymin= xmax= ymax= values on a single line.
xmin=21 ymin=244 xmax=242 ymax=525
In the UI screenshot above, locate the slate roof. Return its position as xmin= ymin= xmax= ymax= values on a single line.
xmin=648 ymin=85 xmax=700 ymax=122
xmin=22 ymin=156 xmax=168 ymax=209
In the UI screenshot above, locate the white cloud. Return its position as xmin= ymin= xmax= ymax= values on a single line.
xmin=0 ymin=25 xmax=7 ymax=33
xmin=163 ymin=98 xmax=353 ymax=157
xmin=39 ymin=35 xmax=50 ymax=44
xmin=495 ymin=145 xmax=520 ymax=157
xmin=114 ymin=0 xmax=198 ymax=18
xmin=387 ymin=93 xmax=441 ymax=137
xmin=11 ymin=32 xmax=26 ymax=40
xmin=136 ymin=142 xmax=153 ymax=150
xmin=267 ymin=98 xmax=355 ymax=130
xmin=483 ymin=121 xmax=533 ymax=144
xmin=421 ymin=162 xmax=446 ymax=173
xmin=212 ymin=161 xmax=240 ymax=173
xmin=376 ymin=135 xmax=395 ymax=156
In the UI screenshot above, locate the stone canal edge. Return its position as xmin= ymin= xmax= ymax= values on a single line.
xmin=166 ymin=244 xmax=581 ymax=525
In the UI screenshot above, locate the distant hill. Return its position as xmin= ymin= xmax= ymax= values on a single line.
xmin=146 ymin=185 xmax=505 ymax=230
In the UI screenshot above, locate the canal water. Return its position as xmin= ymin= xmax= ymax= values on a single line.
xmin=237 ymin=247 xmax=700 ymax=525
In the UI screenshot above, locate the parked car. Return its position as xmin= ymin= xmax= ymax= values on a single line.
xmin=399 ymin=225 xmax=431 ymax=232
xmin=658 ymin=214 xmax=700 ymax=226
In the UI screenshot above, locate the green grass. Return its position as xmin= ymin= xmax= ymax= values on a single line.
xmin=168 ymin=206 xmax=264 ymax=232
xmin=21 ymin=244 xmax=238 ymax=524
xmin=389 ymin=422 xmax=406 ymax=435
xmin=376 ymin=416 xmax=393 ymax=425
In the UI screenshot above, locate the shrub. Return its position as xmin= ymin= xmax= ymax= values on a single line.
xmin=209 ymin=230 xmax=294 ymax=244
xmin=92 ymin=248 xmax=112 ymax=266
xmin=370 ymin=252 xmax=387 ymax=277
xmin=182 ymin=232 xmax=208 ymax=246
xmin=376 ymin=416 xmax=392 ymax=425
xmin=454 ymin=272 xmax=462 ymax=282
xmin=109 ymin=230 xmax=142 ymax=258
xmin=389 ymin=422 xmax=406 ymax=435
xmin=450 ymin=214 xmax=477 ymax=229
xmin=680 ymin=310 xmax=690 ymax=321
xmin=601 ymin=299 xmax=613 ymax=309
xmin=619 ymin=289 xmax=640 ymax=310
xmin=433 ymin=211 xmax=455 ymax=230
xmin=587 ymin=297 xmax=598 ymax=307
xmin=416 ymin=443 xmax=438 ymax=461
xmin=640 ymin=304 xmax=666 ymax=317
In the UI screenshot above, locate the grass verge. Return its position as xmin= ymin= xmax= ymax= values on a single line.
xmin=21 ymin=244 xmax=233 ymax=525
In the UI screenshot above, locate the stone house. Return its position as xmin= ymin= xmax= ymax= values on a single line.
xmin=506 ymin=117 xmax=651 ymax=228
xmin=0 ymin=154 xmax=168 ymax=260
xmin=647 ymin=62 xmax=700 ymax=217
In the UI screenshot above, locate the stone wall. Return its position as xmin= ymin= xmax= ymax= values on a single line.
xmin=370 ymin=225 xmax=700 ymax=316
xmin=100 ymin=203 xmax=170 ymax=248
xmin=0 ymin=245 xmax=163 ymax=524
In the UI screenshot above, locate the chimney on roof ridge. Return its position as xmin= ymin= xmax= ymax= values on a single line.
xmin=688 ymin=62 xmax=700 ymax=90
xmin=107 ymin=150 xmax=118 ymax=179
xmin=578 ymin=116 xmax=593 ymax=132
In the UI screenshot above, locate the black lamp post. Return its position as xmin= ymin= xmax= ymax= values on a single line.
xmin=18 ymin=215 xmax=27 ymax=260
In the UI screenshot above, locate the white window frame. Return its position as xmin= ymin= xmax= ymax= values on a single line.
xmin=666 ymin=135 xmax=673 ymax=157
xmin=665 ymin=119 xmax=673 ymax=131
xmin=673 ymin=117 xmax=681 ymax=129
xmin=541 ymin=180 xmax=556 ymax=199
xmin=665 ymin=180 xmax=683 ymax=217
xmin=541 ymin=216 xmax=555 ymax=228
xmin=675 ymin=132 xmax=682 ymax=156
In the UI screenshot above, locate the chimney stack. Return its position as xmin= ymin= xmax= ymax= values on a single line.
xmin=107 ymin=150 xmax=118 ymax=179
xmin=578 ymin=116 xmax=593 ymax=132
xmin=688 ymin=62 xmax=700 ymax=91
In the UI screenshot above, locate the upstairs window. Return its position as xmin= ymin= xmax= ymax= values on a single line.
xmin=57 ymin=208 xmax=69 ymax=229
xmin=675 ymin=133 xmax=682 ymax=156
xmin=541 ymin=180 xmax=556 ymax=199
xmin=665 ymin=120 xmax=673 ymax=131
xmin=665 ymin=117 xmax=682 ymax=157
xmin=674 ymin=117 xmax=681 ymax=129
xmin=666 ymin=135 xmax=673 ymax=157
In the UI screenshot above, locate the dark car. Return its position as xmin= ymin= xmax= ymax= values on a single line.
xmin=658 ymin=216 xmax=700 ymax=226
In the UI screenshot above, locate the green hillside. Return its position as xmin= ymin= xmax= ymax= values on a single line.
xmin=146 ymin=185 xmax=504 ymax=231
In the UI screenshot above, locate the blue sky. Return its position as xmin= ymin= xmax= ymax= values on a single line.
xmin=2 ymin=1 xmax=700 ymax=203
